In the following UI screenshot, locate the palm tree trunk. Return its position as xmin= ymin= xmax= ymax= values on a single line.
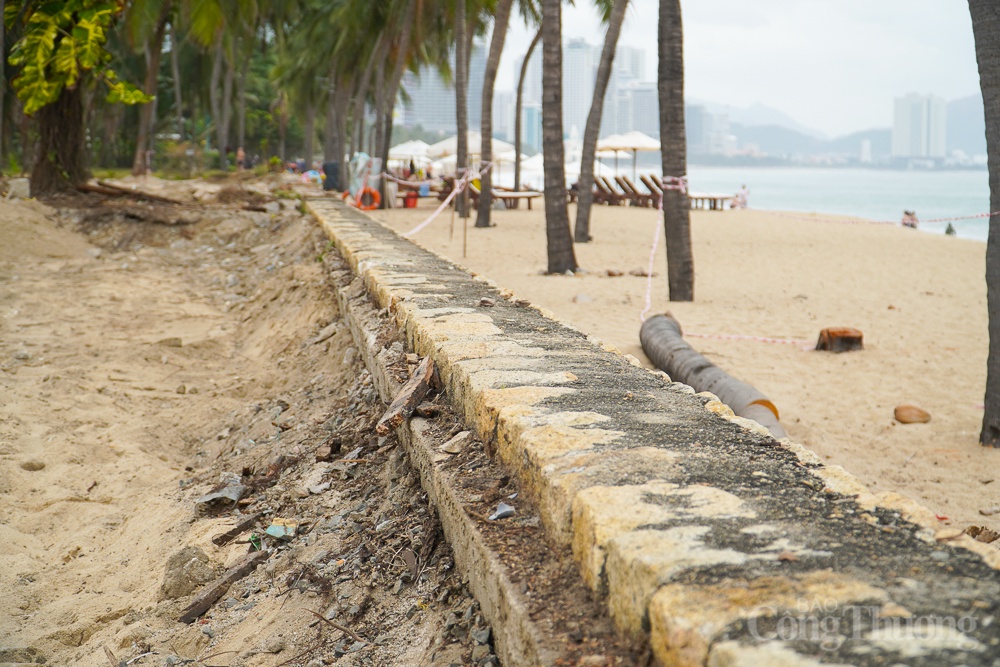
xmin=378 ymin=0 xmax=418 ymax=209
xmin=541 ymin=0 xmax=577 ymax=274
xmin=455 ymin=0 xmax=469 ymax=219
xmin=210 ymin=37 xmax=225 ymax=167
xmin=335 ymin=86 xmax=350 ymax=189
xmin=237 ymin=58 xmax=247 ymax=154
xmin=303 ymin=102 xmax=316 ymax=169
xmin=131 ymin=13 xmax=168 ymax=176
xmin=170 ymin=22 xmax=184 ymax=139
xmin=575 ymin=0 xmax=628 ymax=242
xmin=221 ymin=54 xmax=234 ymax=163
xmin=514 ymin=27 xmax=542 ymax=198
xmin=476 ymin=0 xmax=514 ymax=227
xmin=657 ymin=0 xmax=693 ymax=301
xmin=324 ymin=65 xmax=336 ymax=163
xmin=352 ymin=35 xmax=384 ymax=157
xmin=970 ymin=0 xmax=1000 ymax=446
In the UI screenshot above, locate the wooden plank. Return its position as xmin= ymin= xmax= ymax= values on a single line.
xmin=375 ymin=356 xmax=434 ymax=436
xmin=211 ymin=513 xmax=261 ymax=546
xmin=178 ymin=550 xmax=270 ymax=623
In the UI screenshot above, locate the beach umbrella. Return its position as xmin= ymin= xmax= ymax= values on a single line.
xmin=388 ymin=140 xmax=431 ymax=165
xmin=426 ymin=132 xmax=516 ymax=161
xmin=597 ymin=131 xmax=661 ymax=180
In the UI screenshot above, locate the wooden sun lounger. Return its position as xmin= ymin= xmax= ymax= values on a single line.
xmin=616 ymin=175 xmax=654 ymax=207
xmin=470 ymin=183 xmax=543 ymax=210
xmin=640 ymin=174 xmax=662 ymax=201
xmin=595 ymin=176 xmax=626 ymax=206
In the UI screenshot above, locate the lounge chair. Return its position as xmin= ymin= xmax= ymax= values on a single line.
xmin=470 ymin=183 xmax=543 ymax=210
xmin=640 ymin=174 xmax=662 ymax=203
xmin=595 ymin=176 xmax=627 ymax=206
xmin=616 ymin=175 xmax=654 ymax=207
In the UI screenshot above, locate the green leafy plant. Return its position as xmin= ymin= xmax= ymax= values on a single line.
xmin=5 ymin=0 xmax=151 ymax=116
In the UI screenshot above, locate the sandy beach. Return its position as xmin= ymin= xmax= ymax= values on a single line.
xmin=373 ymin=197 xmax=1000 ymax=531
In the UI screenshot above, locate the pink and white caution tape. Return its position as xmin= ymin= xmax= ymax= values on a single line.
xmin=766 ymin=209 xmax=1000 ymax=228
xmin=402 ymin=163 xmax=493 ymax=238
xmin=639 ymin=195 xmax=664 ymax=322
xmin=661 ymin=175 xmax=688 ymax=193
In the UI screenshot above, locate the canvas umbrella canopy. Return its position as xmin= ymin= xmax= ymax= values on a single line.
xmin=426 ymin=131 xmax=516 ymax=161
xmin=388 ymin=139 xmax=431 ymax=164
xmin=596 ymin=131 xmax=661 ymax=180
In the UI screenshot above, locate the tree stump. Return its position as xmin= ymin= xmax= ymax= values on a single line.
xmin=815 ymin=327 xmax=864 ymax=352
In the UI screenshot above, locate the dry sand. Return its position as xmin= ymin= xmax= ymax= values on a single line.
xmin=373 ymin=197 xmax=1000 ymax=531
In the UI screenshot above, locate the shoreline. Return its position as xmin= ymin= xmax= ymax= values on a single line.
xmin=372 ymin=197 xmax=998 ymax=531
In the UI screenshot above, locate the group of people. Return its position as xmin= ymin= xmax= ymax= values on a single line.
xmin=730 ymin=184 xmax=750 ymax=209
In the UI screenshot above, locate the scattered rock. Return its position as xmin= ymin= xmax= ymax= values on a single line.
xmin=157 ymin=337 xmax=184 ymax=347
xmin=160 ymin=546 xmax=216 ymax=600
xmin=605 ymin=269 xmax=623 ymax=277
xmin=440 ymin=430 xmax=472 ymax=455
xmin=894 ymin=404 xmax=931 ymax=424
xmin=20 ymin=459 xmax=45 ymax=472
xmin=478 ymin=297 xmax=495 ymax=307
xmin=176 ymin=384 xmax=187 ymax=394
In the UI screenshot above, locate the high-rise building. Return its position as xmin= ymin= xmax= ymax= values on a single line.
xmin=401 ymin=43 xmax=487 ymax=133
xmin=563 ymin=39 xmax=597 ymax=139
xmin=892 ymin=93 xmax=947 ymax=158
xmin=493 ymin=90 xmax=515 ymax=142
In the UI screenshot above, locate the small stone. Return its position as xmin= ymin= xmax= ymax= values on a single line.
xmin=159 ymin=546 xmax=215 ymax=600
xmin=176 ymin=384 xmax=187 ymax=394
xmin=440 ymin=431 xmax=471 ymax=455
xmin=201 ymin=625 xmax=214 ymax=638
xmin=262 ymin=636 xmax=286 ymax=653
xmin=20 ymin=460 xmax=45 ymax=472
xmin=308 ymin=482 xmax=330 ymax=494
xmin=343 ymin=347 xmax=357 ymax=366
xmin=471 ymin=626 xmax=491 ymax=644
xmin=514 ymin=299 xmax=530 ymax=308
xmin=472 ymin=644 xmax=490 ymax=661
xmin=13 ymin=349 xmax=31 ymax=361
xmin=478 ymin=297 xmax=495 ymax=307
xmin=157 ymin=337 xmax=183 ymax=347
xmin=894 ymin=404 xmax=930 ymax=424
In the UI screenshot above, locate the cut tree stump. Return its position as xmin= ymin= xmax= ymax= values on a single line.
xmin=376 ymin=356 xmax=434 ymax=435
xmin=816 ymin=327 xmax=864 ymax=352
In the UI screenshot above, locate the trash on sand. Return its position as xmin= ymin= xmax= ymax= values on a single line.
xmin=196 ymin=472 xmax=246 ymax=507
xmin=488 ymin=502 xmax=515 ymax=521
xmin=265 ymin=518 xmax=300 ymax=540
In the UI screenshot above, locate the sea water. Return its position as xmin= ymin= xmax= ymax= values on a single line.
xmin=683 ymin=166 xmax=991 ymax=242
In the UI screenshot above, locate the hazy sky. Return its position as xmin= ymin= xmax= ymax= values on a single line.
xmin=499 ymin=0 xmax=981 ymax=138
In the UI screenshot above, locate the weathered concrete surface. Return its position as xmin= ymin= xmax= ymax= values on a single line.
xmin=310 ymin=198 xmax=1000 ymax=667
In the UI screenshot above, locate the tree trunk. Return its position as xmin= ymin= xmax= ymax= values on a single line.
xmin=335 ymin=83 xmax=350 ymax=189
xmin=220 ymin=54 xmax=234 ymax=164
xmin=303 ymin=102 xmax=316 ymax=169
xmin=455 ymin=0 xmax=469 ymax=219
xmin=0 ymin=0 xmax=5 ymax=164
xmin=514 ymin=27 xmax=542 ymax=198
xmin=324 ymin=65 xmax=336 ymax=163
xmin=476 ymin=0 xmax=514 ymax=227
xmin=352 ymin=35 xmax=384 ymax=157
xmin=657 ymin=0 xmax=693 ymax=301
xmin=378 ymin=0 xmax=417 ymax=209
xmin=209 ymin=37 xmax=225 ymax=166
xmin=278 ymin=96 xmax=287 ymax=164
xmin=131 ymin=13 xmax=169 ymax=176
xmin=541 ymin=0 xmax=577 ymax=274
xmin=971 ymin=0 xmax=1000 ymax=446
xmin=236 ymin=56 xmax=247 ymax=154
xmin=574 ymin=0 xmax=628 ymax=242
xmin=30 ymin=86 xmax=86 ymax=195
xmin=170 ymin=22 xmax=184 ymax=139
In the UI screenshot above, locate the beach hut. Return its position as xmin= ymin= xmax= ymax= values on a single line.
xmin=597 ymin=131 xmax=661 ymax=180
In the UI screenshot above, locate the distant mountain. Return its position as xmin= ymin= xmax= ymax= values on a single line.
xmin=690 ymin=100 xmax=828 ymax=140
xmin=947 ymin=95 xmax=986 ymax=156
xmin=728 ymin=123 xmax=890 ymax=159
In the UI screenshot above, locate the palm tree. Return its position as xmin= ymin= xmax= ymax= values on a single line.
xmin=540 ymin=0 xmax=577 ymax=273
xmin=969 ymin=0 xmax=1000 ymax=446
xmin=128 ymin=0 xmax=172 ymax=176
xmin=455 ymin=0 xmax=470 ymax=218
xmin=513 ymin=26 xmax=541 ymax=197
xmin=573 ymin=0 xmax=628 ymax=242
xmin=476 ymin=0 xmax=515 ymax=227
xmin=657 ymin=0 xmax=693 ymax=300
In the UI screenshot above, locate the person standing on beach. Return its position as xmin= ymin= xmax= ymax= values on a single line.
xmin=731 ymin=184 xmax=749 ymax=209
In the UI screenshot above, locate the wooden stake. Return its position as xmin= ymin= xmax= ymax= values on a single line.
xmin=375 ymin=356 xmax=435 ymax=435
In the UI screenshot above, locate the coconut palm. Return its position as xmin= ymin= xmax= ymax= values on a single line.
xmin=455 ymin=0 xmax=470 ymax=218
xmin=476 ymin=0 xmax=514 ymax=227
xmin=513 ymin=26 xmax=541 ymax=197
xmin=127 ymin=0 xmax=172 ymax=175
xmin=573 ymin=0 xmax=628 ymax=242
xmin=657 ymin=0 xmax=693 ymax=300
xmin=969 ymin=0 xmax=1000 ymax=446
xmin=540 ymin=0 xmax=577 ymax=273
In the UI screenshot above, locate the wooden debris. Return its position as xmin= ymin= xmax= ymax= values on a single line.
xmin=179 ymin=550 xmax=270 ymax=623
xmin=966 ymin=525 xmax=1000 ymax=543
xmin=894 ymin=404 xmax=931 ymax=424
xmin=375 ymin=356 xmax=434 ymax=436
xmin=96 ymin=180 xmax=185 ymax=205
xmin=815 ymin=327 xmax=864 ymax=352
xmin=415 ymin=402 xmax=440 ymax=418
xmin=211 ymin=513 xmax=261 ymax=546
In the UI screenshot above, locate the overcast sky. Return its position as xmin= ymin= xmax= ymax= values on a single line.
xmin=499 ymin=0 xmax=981 ymax=138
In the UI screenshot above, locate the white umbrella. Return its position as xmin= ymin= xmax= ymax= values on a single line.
xmin=427 ymin=131 xmax=516 ymax=160
xmin=389 ymin=139 xmax=430 ymax=163
xmin=597 ymin=131 xmax=661 ymax=179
